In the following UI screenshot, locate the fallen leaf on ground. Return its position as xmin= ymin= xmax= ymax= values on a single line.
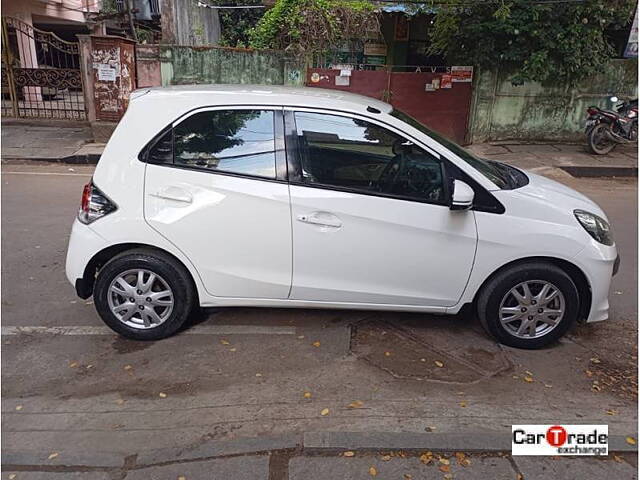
xmin=419 ymin=451 xmax=433 ymax=464
xmin=9 ymin=474 xmax=16 ymax=479
xmin=434 ymin=360 xmax=444 ymax=368
xmin=48 ymin=452 xmax=59 ymax=460
xmin=439 ymin=458 xmax=450 ymax=465
xmin=123 ymin=365 xmax=132 ymax=371
xmin=303 ymin=391 xmax=312 ymax=399
xmin=438 ymin=465 xmax=450 ymax=473
xmin=403 ymin=475 xmax=412 ymax=480
xmin=606 ymin=409 xmax=618 ymax=415
xmin=455 ymin=452 xmax=466 ymax=462
xmin=229 ymin=348 xmax=237 ymax=352
xmin=459 ymin=401 xmax=467 ymax=408
xmin=86 ymin=364 xmax=94 ymax=369
xmin=626 ymin=436 xmax=636 ymax=445
xmin=590 ymin=357 xmax=601 ymax=364
xmin=348 ymin=400 xmax=364 ymax=409
xmin=320 ymin=408 xmax=330 ymax=416
xmin=517 ymin=475 xmax=524 ymax=480
xmin=255 ymin=373 xmax=262 ymax=377
xmin=523 ymin=376 xmax=534 ymax=383
xmin=178 ymin=476 xmax=187 ymax=480
xmin=158 ymin=392 xmax=167 ymax=398
xmin=444 ymin=474 xmax=453 ymax=480
xmin=312 ymin=341 xmax=321 ymax=347
xmin=220 ymin=339 xmax=230 ymax=345
xmin=592 ymin=384 xmax=601 ymax=392
xmin=420 ymin=358 xmax=426 ymax=362
xmin=381 ymin=455 xmax=391 ymax=461
xmin=368 ymin=466 xmax=378 ymax=476
xmin=15 ymin=405 xmax=22 ymax=411
xmin=343 ymin=451 xmax=355 ymax=457
xmin=384 ymin=351 xmax=392 ymax=357
xmin=544 ymin=384 xmax=553 ymax=388
xmin=116 ymin=399 xmax=125 ymax=405
xmin=613 ymin=455 xmax=623 ymax=463
xmin=69 ymin=362 xmax=78 ymax=368
xmin=297 ymin=335 xmax=305 ymax=339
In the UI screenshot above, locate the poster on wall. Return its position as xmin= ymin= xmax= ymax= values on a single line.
xmin=441 ymin=74 xmax=452 ymax=89
xmin=451 ymin=66 xmax=474 ymax=82
xmin=624 ymin=8 xmax=638 ymax=58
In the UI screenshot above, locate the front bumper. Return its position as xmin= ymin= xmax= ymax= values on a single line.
xmin=573 ymin=242 xmax=618 ymax=323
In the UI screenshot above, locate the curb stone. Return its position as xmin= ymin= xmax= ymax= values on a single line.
xmin=2 ymin=431 xmax=636 ymax=469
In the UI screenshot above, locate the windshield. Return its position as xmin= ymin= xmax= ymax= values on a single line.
xmin=390 ymin=109 xmax=512 ymax=189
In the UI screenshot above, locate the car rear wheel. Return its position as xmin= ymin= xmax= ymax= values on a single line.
xmin=477 ymin=262 xmax=579 ymax=349
xmin=94 ymin=249 xmax=195 ymax=340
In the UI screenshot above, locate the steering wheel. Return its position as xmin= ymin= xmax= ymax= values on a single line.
xmin=373 ymin=139 xmax=410 ymax=192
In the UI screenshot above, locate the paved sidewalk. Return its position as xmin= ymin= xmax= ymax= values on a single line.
xmin=1 ymin=123 xmax=104 ymax=163
xmin=1 ymin=122 xmax=637 ymax=174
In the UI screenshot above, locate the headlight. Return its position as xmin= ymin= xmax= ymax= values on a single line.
xmin=574 ymin=210 xmax=613 ymax=246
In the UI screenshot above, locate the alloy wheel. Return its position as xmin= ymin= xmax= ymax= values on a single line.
xmin=107 ymin=269 xmax=174 ymax=329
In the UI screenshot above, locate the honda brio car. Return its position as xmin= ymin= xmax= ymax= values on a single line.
xmin=65 ymin=85 xmax=619 ymax=349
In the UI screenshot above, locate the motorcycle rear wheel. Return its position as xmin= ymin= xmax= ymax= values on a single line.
xmin=588 ymin=123 xmax=616 ymax=155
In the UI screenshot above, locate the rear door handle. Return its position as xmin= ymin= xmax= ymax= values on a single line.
xmin=297 ymin=212 xmax=342 ymax=228
xmin=151 ymin=186 xmax=193 ymax=204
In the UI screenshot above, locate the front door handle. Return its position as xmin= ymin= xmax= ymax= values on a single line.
xmin=297 ymin=212 xmax=342 ymax=228
xmin=151 ymin=186 xmax=193 ymax=204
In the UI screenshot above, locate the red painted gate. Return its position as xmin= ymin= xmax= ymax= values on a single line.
xmin=306 ymin=68 xmax=473 ymax=144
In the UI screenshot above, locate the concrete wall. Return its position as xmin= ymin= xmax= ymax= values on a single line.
xmin=468 ymin=59 xmax=638 ymax=143
xmin=159 ymin=45 xmax=304 ymax=86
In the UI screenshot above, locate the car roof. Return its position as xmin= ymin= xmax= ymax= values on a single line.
xmin=133 ymin=84 xmax=393 ymax=115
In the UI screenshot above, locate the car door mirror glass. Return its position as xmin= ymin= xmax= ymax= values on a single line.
xmin=450 ymin=179 xmax=474 ymax=210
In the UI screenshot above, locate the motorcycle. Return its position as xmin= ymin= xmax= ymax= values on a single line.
xmin=585 ymin=96 xmax=637 ymax=155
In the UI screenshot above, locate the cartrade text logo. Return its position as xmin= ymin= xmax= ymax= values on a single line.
xmin=512 ymin=425 xmax=608 ymax=456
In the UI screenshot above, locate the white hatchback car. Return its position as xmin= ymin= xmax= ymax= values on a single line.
xmin=66 ymin=85 xmax=619 ymax=349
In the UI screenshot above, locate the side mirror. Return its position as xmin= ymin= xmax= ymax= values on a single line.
xmin=450 ymin=180 xmax=474 ymax=211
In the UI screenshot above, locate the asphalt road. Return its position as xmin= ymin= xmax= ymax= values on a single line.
xmin=1 ymin=162 xmax=637 ymax=477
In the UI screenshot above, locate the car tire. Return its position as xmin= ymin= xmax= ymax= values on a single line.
xmin=477 ymin=262 xmax=579 ymax=349
xmin=94 ymin=248 xmax=195 ymax=340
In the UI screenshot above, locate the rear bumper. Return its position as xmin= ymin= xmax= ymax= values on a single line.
xmin=65 ymin=218 xmax=108 ymax=298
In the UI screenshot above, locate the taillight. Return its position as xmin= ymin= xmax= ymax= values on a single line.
xmin=78 ymin=181 xmax=116 ymax=224
xmin=587 ymin=107 xmax=599 ymax=116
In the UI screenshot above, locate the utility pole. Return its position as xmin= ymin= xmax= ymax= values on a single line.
xmin=126 ymin=0 xmax=139 ymax=42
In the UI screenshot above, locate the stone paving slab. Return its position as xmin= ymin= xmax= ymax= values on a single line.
xmin=289 ymin=455 xmax=516 ymax=480
xmin=124 ymin=456 xmax=270 ymax=480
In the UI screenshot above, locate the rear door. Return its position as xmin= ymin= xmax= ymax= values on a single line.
xmin=143 ymin=107 xmax=292 ymax=299
xmin=285 ymin=109 xmax=478 ymax=307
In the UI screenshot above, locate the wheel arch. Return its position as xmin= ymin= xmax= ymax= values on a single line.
xmin=470 ymin=256 xmax=592 ymax=322
xmin=78 ymin=243 xmax=200 ymax=302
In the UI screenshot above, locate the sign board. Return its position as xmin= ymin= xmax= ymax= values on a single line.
xmin=441 ymin=74 xmax=452 ymax=89
xmin=625 ymin=8 xmax=638 ymax=58
xmin=364 ymin=43 xmax=387 ymax=56
xmin=97 ymin=64 xmax=116 ymax=82
xmin=451 ymin=65 xmax=473 ymax=83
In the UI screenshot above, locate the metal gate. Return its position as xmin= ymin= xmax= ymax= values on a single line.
xmin=306 ymin=65 xmax=474 ymax=144
xmin=1 ymin=17 xmax=86 ymax=120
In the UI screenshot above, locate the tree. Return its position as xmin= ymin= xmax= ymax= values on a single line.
xmin=248 ymin=0 xmax=378 ymax=56
xmin=427 ymin=0 xmax=636 ymax=85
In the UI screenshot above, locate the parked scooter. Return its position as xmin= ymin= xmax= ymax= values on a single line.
xmin=585 ymin=96 xmax=638 ymax=155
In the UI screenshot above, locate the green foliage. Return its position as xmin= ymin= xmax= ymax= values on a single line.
xmin=219 ymin=7 xmax=265 ymax=48
xmin=248 ymin=0 xmax=378 ymax=55
xmin=428 ymin=0 xmax=636 ymax=85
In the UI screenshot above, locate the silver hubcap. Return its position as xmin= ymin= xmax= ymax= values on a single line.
xmin=107 ymin=269 xmax=174 ymax=329
xmin=499 ymin=280 xmax=565 ymax=339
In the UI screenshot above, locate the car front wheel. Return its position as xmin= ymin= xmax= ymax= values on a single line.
xmin=94 ymin=249 xmax=195 ymax=340
xmin=477 ymin=262 xmax=580 ymax=349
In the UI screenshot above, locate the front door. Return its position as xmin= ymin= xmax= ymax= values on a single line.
xmin=144 ymin=107 xmax=292 ymax=299
xmin=286 ymin=109 xmax=477 ymax=307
